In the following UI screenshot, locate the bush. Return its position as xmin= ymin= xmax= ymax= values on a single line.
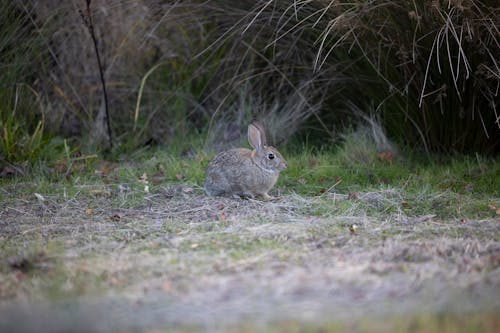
xmin=210 ymin=0 xmax=499 ymax=153
xmin=12 ymin=1 xmax=500 ymax=155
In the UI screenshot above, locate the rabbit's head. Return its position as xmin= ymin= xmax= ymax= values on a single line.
xmin=248 ymin=122 xmax=287 ymax=173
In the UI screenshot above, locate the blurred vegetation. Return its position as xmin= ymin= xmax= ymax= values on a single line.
xmin=0 ymin=0 xmax=51 ymax=163
xmin=0 ymin=0 xmax=498 ymax=165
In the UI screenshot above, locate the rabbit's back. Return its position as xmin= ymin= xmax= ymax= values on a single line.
xmin=204 ymin=148 xmax=250 ymax=196
xmin=204 ymin=148 xmax=279 ymax=197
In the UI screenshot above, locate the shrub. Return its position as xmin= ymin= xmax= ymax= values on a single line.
xmin=15 ymin=1 xmax=500 ymax=154
xmin=210 ymin=0 xmax=499 ymax=153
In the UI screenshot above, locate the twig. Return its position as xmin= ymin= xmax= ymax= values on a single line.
xmin=79 ymin=0 xmax=113 ymax=149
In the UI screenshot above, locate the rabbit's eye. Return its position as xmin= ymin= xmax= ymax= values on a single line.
xmin=268 ymin=153 xmax=275 ymax=160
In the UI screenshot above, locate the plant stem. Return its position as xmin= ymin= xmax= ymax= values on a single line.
xmin=83 ymin=0 xmax=112 ymax=149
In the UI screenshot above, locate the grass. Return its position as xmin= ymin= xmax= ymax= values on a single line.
xmin=4 ymin=139 xmax=497 ymax=217
xmin=281 ymin=147 xmax=499 ymax=218
xmin=1 ymin=2 xmax=497 ymax=330
xmin=0 ymin=140 xmax=499 ymax=332
xmin=0 ymin=0 xmax=53 ymax=164
xmin=6 ymin=0 xmax=497 ymax=160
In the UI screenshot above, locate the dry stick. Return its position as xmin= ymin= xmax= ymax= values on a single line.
xmin=80 ymin=0 xmax=113 ymax=149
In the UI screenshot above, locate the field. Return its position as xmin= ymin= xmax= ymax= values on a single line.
xmin=1 ymin=0 xmax=499 ymax=331
xmin=1 ymin=149 xmax=499 ymax=332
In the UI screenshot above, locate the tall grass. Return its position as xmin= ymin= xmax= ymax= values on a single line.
xmin=0 ymin=0 xmax=50 ymax=163
xmin=128 ymin=2 xmax=331 ymax=149
xmin=207 ymin=0 xmax=499 ymax=153
xmin=10 ymin=0 xmax=500 ymax=157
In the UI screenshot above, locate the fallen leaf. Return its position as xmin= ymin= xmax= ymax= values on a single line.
xmin=110 ymin=276 xmax=121 ymax=286
xmin=53 ymin=160 xmax=68 ymax=174
xmin=152 ymin=171 xmax=165 ymax=185
xmin=376 ymin=151 xmax=394 ymax=163
xmin=138 ymin=173 xmax=148 ymax=184
xmin=90 ymin=189 xmax=111 ymax=197
xmin=94 ymin=162 xmax=113 ymax=176
xmin=218 ymin=211 xmax=226 ymax=221
xmin=348 ymin=192 xmax=358 ymax=200
xmin=161 ymin=280 xmax=173 ymax=293
xmin=102 ymin=165 xmax=109 ymax=176
xmin=401 ymin=201 xmax=410 ymax=208
xmin=34 ymin=193 xmax=45 ymax=202
xmin=487 ymin=204 xmax=500 ymax=215
xmin=85 ymin=208 xmax=93 ymax=216
xmin=175 ymin=173 xmax=184 ymax=181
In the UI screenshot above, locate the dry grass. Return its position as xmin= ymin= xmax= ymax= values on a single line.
xmin=1 ymin=180 xmax=498 ymax=332
xmin=8 ymin=0 xmax=498 ymax=156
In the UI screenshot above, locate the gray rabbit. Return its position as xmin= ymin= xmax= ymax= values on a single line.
xmin=204 ymin=122 xmax=287 ymax=199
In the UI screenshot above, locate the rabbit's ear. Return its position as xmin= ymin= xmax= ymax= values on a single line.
xmin=251 ymin=121 xmax=267 ymax=145
xmin=248 ymin=122 xmax=264 ymax=151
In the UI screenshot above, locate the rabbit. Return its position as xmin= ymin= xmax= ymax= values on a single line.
xmin=204 ymin=121 xmax=287 ymax=199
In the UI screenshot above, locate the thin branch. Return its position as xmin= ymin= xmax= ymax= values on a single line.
xmin=80 ymin=0 xmax=113 ymax=149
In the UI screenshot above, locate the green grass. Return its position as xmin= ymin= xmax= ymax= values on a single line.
xmin=0 ymin=145 xmax=498 ymax=331
xmin=2 ymin=140 xmax=498 ymax=219
xmin=1 ymin=136 xmax=498 ymax=276
xmin=282 ymin=148 xmax=498 ymax=194
xmin=278 ymin=146 xmax=498 ymax=219
xmin=0 ymin=0 xmax=58 ymax=164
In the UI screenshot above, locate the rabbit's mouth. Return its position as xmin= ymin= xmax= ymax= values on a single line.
xmin=257 ymin=163 xmax=282 ymax=174
xmin=261 ymin=166 xmax=280 ymax=174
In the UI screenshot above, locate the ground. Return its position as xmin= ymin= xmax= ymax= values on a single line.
xmin=0 ymin=152 xmax=499 ymax=332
